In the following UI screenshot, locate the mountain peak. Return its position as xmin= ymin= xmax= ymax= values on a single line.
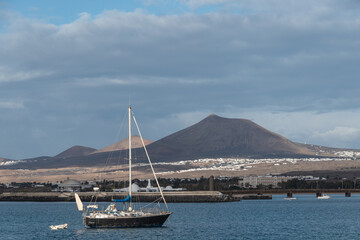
xmin=203 ymin=113 xmax=227 ymax=122
xmin=55 ymin=145 xmax=97 ymax=158
xmin=93 ymin=135 xmax=153 ymax=154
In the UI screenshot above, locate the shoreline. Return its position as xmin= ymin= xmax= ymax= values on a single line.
xmin=0 ymin=191 xmax=245 ymax=202
xmin=222 ymin=189 xmax=360 ymax=195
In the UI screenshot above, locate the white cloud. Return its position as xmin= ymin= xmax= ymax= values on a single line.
xmin=0 ymin=66 xmax=53 ymax=83
xmin=74 ymin=77 xmax=136 ymax=87
xmin=179 ymin=0 xmax=235 ymax=10
xmin=75 ymin=76 xmax=215 ymax=87
xmin=179 ymin=0 xmax=360 ymax=17
xmin=170 ymin=110 xmax=212 ymax=125
xmin=313 ymin=127 xmax=360 ymax=141
xmin=0 ymin=100 xmax=24 ymax=109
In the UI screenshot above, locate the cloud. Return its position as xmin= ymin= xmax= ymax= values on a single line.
xmin=1 ymin=7 xmax=359 ymax=92
xmin=0 ymin=7 xmax=359 ymax=100
xmin=179 ymin=0 xmax=360 ymax=16
xmin=0 ymin=66 xmax=53 ymax=83
xmin=0 ymin=2 xmax=360 ymax=158
xmin=74 ymin=77 xmax=137 ymax=87
xmin=75 ymin=75 xmax=215 ymax=87
xmin=149 ymin=110 xmax=212 ymax=137
xmin=0 ymin=100 xmax=24 ymax=109
xmin=314 ymin=127 xmax=360 ymax=141
xmin=179 ymin=0 xmax=235 ymax=10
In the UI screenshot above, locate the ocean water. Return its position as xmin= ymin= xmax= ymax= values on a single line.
xmin=1 ymin=194 xmax=360 ymax=239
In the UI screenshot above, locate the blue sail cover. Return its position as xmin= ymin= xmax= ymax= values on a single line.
xmin=113 ymin=194 xmax=131 ymax=202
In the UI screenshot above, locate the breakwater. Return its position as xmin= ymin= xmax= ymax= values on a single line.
xmin=0 ymin=191 xmax=245 ymax=202
xmin=222 ymin=189 xmax=360 ymax=194
xmin=235 ymin=194 xmax=272 ymax=200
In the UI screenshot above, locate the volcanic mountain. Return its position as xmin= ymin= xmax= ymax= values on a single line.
xmin=145 ymin=114 xmax=318 ymax=161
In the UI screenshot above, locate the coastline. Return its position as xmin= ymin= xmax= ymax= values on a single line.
xmin=0 ymin=191 xmax=245 ymax=202
xmin=222 ymin=189 xmax=360 ymax=195
xmin=2 ymin=189 xmax=358 ymax=202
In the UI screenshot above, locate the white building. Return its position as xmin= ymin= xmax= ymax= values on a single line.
xmin=113 ymin=180 xmax=186 ymax=192
xmin=55 ymin=179 xmax=93 ymax=192
xmin=238 ymin=175 xmax=296 ymax=188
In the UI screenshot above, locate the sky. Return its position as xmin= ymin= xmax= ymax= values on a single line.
xmin=1 ymin=0 xmax=360 ymax=159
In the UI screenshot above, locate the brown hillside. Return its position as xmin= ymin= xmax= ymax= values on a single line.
xmin=93 ymin=135 xmax=152 ymax=154
xmin=146 ymin=114 xmax=318 ymax=161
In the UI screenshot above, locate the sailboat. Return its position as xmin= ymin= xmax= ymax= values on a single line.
xmin=75 ymin=105 xmax=172 ymax=228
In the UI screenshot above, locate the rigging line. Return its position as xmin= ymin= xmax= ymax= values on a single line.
xmin=141 ymin=197 xmax=162 ymax=209
xmin=116 ymin=108 xmax=130 ymax=183
xmin=85 ymin=194 xmax=96 ymax=216
xmin=98 ymin=109 xmax=127 ymax=183
xmin=103 ymin=112 xmax=126 ymax=169
xmin=112 ymin=110 xmax=128 ymax=175
xmin=112 ymin=131 xmax=125 ymax=184
xmin=131 ymin=111 xmax=170 ymax=212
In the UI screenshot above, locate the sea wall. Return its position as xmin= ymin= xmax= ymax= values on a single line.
xmin=0 ymin=191 xmax=243 ymax=202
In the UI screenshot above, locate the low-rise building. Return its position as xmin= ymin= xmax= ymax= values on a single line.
xmin=113 ymin=180 xmax=186 ymax=192
xmin=238 ymin=175 xmax=297 ymax=188
xmin=54 ymin=179 xmax=93 ymax=192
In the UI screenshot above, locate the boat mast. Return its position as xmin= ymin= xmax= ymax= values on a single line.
xmin=128 ymin=105 xmax=132 ymax=211
xmin=132 ymin=113 xmax=170 ymax=212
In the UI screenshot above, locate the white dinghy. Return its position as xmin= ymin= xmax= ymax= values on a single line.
xmin=49 ymin=223 xmax=68 ymax=230
xmin=317 ymin=193 xmax=331 ymax=199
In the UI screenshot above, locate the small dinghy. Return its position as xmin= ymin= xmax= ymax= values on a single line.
xmin=284 ymin=197 xmax=296 ymax=200
xmin=50 ymin=223 xmax=68 ymax=230
xmin=317 ymin=194 xmax=331 ymax=199
xmin=284 ymin=192 xmax=296 ymax=200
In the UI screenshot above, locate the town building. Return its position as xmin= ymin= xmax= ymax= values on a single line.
xmin=238 ymin=175 xmax=296 ymax=188
xmin=54 ymin=179 xmax=93 ymax=192
xmin=237 ymin=175 xmax=321 ymax=188
xmin=113 ymin=179 xmax=186 ymax=192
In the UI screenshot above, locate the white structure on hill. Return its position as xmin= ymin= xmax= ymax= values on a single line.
xmin=113 ymin=179 xmax=186 ymax=192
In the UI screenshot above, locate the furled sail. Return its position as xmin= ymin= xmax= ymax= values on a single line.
xmin=113 ymin=194 xmax=131 ymax=202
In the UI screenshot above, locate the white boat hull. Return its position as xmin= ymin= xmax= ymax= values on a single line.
xmin=284 ymin=197 xmax=296 ymax=200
